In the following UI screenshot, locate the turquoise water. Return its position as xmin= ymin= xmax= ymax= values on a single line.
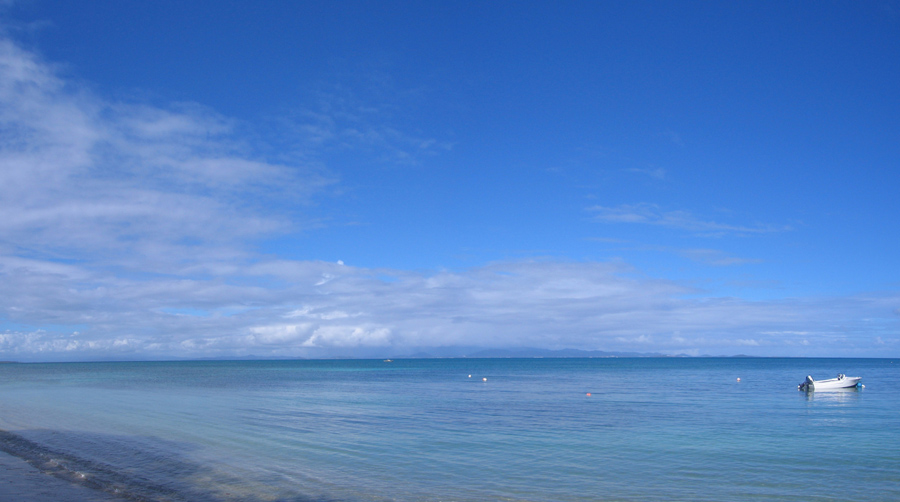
xmin=0 ymin=358 xmax=898 ymax=501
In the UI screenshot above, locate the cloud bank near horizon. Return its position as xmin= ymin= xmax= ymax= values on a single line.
xmin=1 ymin=36 xmax=898 ymax=361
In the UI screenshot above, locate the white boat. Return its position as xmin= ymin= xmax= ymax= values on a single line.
xmin=798 ymin=373 xmax=861 ymax=391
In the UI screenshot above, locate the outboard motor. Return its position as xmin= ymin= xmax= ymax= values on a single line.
xmin=799 ymin=375 xmax=814 ymax=391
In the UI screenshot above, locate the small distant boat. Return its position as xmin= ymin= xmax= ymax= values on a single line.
xmin=798 ymin=374 xmax=861 ymax=391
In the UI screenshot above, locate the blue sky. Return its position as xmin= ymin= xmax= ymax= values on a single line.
xmin=1 ymin=1 xmax=898 ymax=360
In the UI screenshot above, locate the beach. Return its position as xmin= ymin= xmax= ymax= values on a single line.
xmin=0 ymin=450 xmax=119 ymax=502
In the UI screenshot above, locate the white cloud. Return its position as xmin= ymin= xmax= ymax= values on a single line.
xmin=7 ymin=243 xmax=900 ymax=359
xmin=2 ymin=250 xmax=899 ymax=359
xmin=0 ymin=37 xmax=332 ymax=273
xmin=301 ymin=325 xmax=393 ymax=348
xmin=249 ymin=324 xmax=315 ymax=345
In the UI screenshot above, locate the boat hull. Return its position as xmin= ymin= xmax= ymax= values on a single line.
xmin=798 ymin=374 xmax=861 ymax=392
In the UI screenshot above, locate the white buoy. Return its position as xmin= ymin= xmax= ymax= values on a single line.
xmin=482 ymin=377 xmax=487 ymax=382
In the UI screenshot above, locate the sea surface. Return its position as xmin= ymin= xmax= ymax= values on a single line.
xmin=0 ymin=357 xmax=898 ymax=501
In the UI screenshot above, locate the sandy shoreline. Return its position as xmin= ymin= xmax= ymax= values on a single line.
xmin=0 ymin=450 xmax=121 ymax=502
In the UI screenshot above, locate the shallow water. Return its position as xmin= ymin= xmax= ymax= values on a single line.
xmin=0 ymin=358 xmax=898 ymax=501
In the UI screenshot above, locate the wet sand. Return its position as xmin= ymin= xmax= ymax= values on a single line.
xmin=0 ymin=450 xmax=121 ymax=502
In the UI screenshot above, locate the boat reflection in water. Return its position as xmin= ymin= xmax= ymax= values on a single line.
xmin=801 ymin=385 xmax=861 ymax=403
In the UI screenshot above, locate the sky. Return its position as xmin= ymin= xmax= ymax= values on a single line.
xmin=0 ymin=1 xmax=898 ymax=361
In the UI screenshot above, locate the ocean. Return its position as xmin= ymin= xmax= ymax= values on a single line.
xmin=0 ymin=357 xmax=897 ymax=501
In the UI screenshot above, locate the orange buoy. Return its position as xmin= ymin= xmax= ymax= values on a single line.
xmin=586 ymin=392 xmax=591 ymax=396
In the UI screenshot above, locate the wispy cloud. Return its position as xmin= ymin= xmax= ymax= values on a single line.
xmin=626 ymin=167 xmax=666 ymax=180
xmin=272 ymin=78 xmax=453 ymax=167
xmin=663 ymin=129 xmax=684 ymax=147
xmin=0 ymin=38 xmax=332 ymax=271
xmin=587 ymin=203 xmax=788 ymax=236
xmin=678 ymin=248 xmax=763 ymax=267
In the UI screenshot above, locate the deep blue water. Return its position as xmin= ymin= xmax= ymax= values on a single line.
xmin=0 ymin=358 xmax=898 ymax=501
